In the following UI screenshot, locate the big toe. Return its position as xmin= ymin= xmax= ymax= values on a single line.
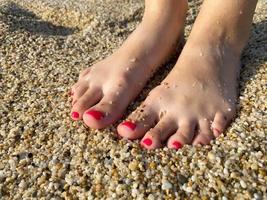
xmin=71 ymin=87 xmax=102 ymax=120
xmin=83 ymin=90 xmax=131 ymax=129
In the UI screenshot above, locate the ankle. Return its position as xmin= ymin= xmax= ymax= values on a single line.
xmin=187 ymin=29 xmax=244 ymax=58
xmin=143 ymin=0 xmax=188 ymax=26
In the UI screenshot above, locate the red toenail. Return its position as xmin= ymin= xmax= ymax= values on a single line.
xmin=121 ymin=121 xmax=136 ymax=131
xmin=172 ymin=141 xmax=183 ymax=150
xmin=86 ymin=110 xmax=104 ymax=120
xmin=143 ymin=138 xmax=152 ymax=146
xmin=71 ymin=112 xmax=79 ymax=119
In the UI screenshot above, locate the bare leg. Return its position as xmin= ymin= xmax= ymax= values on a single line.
xmin=118 ymin=0 xmax=258 ymax=149
xmin=70 ymin=0 xmax=187 ymax=129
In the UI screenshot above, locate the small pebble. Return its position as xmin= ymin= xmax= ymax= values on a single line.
xmin=161 ymin=180 xmax=173 ymax=190
xmin=240 ymin=180 xmax=247 ymax=189
xmin=0 ymin=1 xmax=265 ymax=199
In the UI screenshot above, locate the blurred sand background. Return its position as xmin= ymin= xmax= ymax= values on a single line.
xmin=0 ymin=0 xmax=266 ymax=199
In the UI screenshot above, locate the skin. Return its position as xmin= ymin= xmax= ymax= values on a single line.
xmin=71 ymin=0 xmax=258 ymax=150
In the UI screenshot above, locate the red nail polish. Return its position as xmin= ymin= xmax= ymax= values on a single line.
xmin=172 ymin=141 xmax=183 ymax=150
xmin=86 ymin=110 xmax=104 ymax=120
xmin=121 ymin=121 xmax=136 ymax=131
xmin=71 ymin=112 xmax=79 ymax=119
xmin=143 ymin=138 xmax=152 ymax=146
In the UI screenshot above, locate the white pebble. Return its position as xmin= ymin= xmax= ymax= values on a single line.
xmin=147 ymin=194 xmax=155 ymax=200
xmin=223 ymin=168 xmax=229 ymax=177
xmin=240 ymin=180 xmax=247 ymax=188
xmin=131 ymin=188 xmax=138 ymax=197
xmin=222 ymin=196 xmax=228 ymax=200
xmin=184 ymin=186 xmax=193 ymax=193
xmin=161 ymin=180 xmax=173 ymax=190
xmin=18 ymin=180 xmax=27 ymax=189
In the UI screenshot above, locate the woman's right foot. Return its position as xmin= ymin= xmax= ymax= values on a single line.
xmin=70 ymin=0 xmax=188 ymax=129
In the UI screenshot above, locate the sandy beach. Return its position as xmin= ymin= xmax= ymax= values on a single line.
xmin=0 ymin=0 xmax=266 ymax=199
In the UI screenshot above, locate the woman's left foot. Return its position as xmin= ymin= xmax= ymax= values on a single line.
xmin=117 ymin=40 xmax=241 ymax=149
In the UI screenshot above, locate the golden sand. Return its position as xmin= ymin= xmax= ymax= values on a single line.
xmin=0 ymin=0 xmax=266 ymax=199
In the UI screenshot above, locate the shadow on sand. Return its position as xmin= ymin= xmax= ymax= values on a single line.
xmin=0 ymin=2 xmax=77 ymax=36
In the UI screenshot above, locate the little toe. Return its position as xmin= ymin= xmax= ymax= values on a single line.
xmin=140 ymin=117 xmax=178 ymax=150
xmin=71 ymin=88 xmax=102 ymax=121
xmin=167 ymin=119 xmax=196 ymax=150
xmin=117 ymin=104 xmax=158 ymax=140
xmin=211 ymin=112 xmax=228 ymax=137
xmin=192 ymin=119 xmax=215 ymax=145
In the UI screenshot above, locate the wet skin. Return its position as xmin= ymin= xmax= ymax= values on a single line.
xmin=70 ymin=0 xmax=257 ymax=149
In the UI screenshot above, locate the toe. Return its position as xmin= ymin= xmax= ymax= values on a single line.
xmin=167 ymin=119 xmax=196 ymax=150
xmin=140 ymin=117 xmax=178 ymax=150
xmin=211 ymin=112 xmax=228 ymax=137
xmin=192 ymin=118 xmax=215 ymax=145
xmin=79 ymin=68 xmax=91 ymax=79
xmin=71 ymin=88 xmax=102 ymax=120
xmin=70 ymin=82 xmax=80 ymax=96
xmin=83 ymin=89 xmax=132 ymax=129
xmin=71 ymin=83 xmax=89 ymax=105
xmin=117 ymin=104 xmax=158 ymax=140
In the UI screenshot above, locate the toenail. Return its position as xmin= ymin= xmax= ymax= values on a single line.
xmin=86 ymin=110 xmax=104 ymax=120
xmin=142 ymin=138 xmax=152 ymax=146
xmin=121 ymin=121 xmax=136 ymax=131
xmin=172 ymin=141 xmax=183 ymax=150
xmin=71 ymin=112 xmax=79 ymax=119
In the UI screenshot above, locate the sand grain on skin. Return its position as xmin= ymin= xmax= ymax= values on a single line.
xmin=0 ymin=0 xmax=266 ymax=199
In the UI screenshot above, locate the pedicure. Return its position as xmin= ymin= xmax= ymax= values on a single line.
xmin=86 ymin=110 xmax=104 ymax=120
xmin=172 ymin=141 xmax=183 ymax=150
xmin=71 ymin=112 xmax=79 ymax=119
xmin=143 ymin=138 xmax=152 ymax=146
xmin=121 ymin=121 xmax=136 ymax=131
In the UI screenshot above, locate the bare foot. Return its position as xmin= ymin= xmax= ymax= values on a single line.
xmin=70 ymin=0 xmax=187 ymax=129
xmin=117 ymin=0 xmax=257 ymax=149
xmin=117 ymin=42 xmax=240 ymax=149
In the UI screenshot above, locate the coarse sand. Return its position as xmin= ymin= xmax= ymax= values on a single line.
xmin=0 ymin=0 xmax=266 ymax=199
